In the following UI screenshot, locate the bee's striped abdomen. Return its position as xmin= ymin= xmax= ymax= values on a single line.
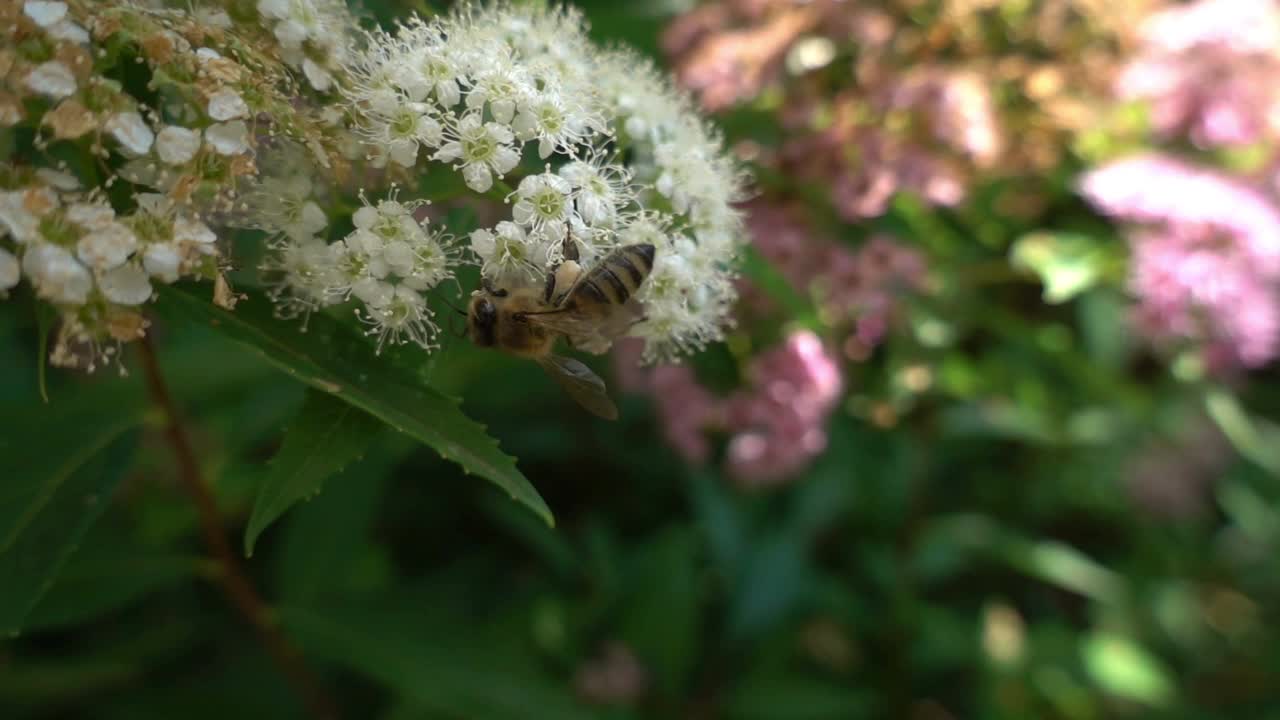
xmin=576 ymin=244 xmax=656 ymax=305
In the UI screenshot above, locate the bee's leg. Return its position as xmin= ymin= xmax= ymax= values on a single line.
xmin=542 ymin=265 xmax=559 ymax=303
xmin=561 ymin=222 xmax=580 ymax=262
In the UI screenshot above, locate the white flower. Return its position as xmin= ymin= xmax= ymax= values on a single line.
xmin=361 ymin=102 xmax=443 ymax=167
xmin=155 ymin=126 xmax=202 ymax=165
xmin=206 ymin=121 xmax=250 ymax=155
xmin=98 ymin=264 xmax=152 ymax=305
xmin=560 ymin=155 xmax=633 ymax=228
xmin=105 ymin=111 xmax=155 ymax=156
xmin=143 ymin=243 xmax=182 ymax=283
xmin=25 ymin=61 xmax=76 ymax=99
xmin=23 ymin=1 xmax=66 ymax=28
xmin=512 ymin=90 xmax=603 ymax=159
xmin=23 ymin=244 xmax=93 ymax=305
xmin=433 ymin=113 xmax=520 ymax=193
xmin=511 ymin=171 xmax=575 ymax=244
xmin=470 ymin=221 xmax=546 ymax=283
xmin=207 ymin=88 xmax=249 ymax=121
xmin=359 ymin=284 xmax=438 ymax=352
xmin=77 ymin=222 xmax=138 ymax=270
xmin=0 ymin=247 xmax=20 ymax=290
xmin=465 ymin=59 xmax=531 ymax=125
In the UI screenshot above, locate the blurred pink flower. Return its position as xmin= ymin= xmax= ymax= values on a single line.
xmin=742 ymin=201 xmax=926 ymax=353
xmin=614 ymin=330 xmax=844 ymax=487
xmin=724 ymin=330 xmax=843 ymax=487
xmin=1118 ymin=0 xmax=1280 ymax=147
xmin=1080 ymin=154 xmax=1280 ymax=276
xmin=1082 ymin=154 xmax=1280 ymax=368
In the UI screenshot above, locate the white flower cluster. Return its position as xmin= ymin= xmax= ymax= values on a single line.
xmin=0 ymin=181 xmax=220 ymax=367
xmin=265 ymin=193 xmax=458 ymax=351
xmin=0 ymin=1 xmax=259 ymax=369
xmin=281 ymin=2 xmax=747 ymax=362
xmin=256 ymin=0 xmax=354 ymax=92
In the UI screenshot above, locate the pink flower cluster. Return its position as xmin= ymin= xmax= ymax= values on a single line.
xmin=742 ymin=201 xmax=926 ymax=357
xmin=1081 ymin=154 xmax=1280 ymax=368
xmin=777 ymin=68 xmax=1001 ymax=220
xmin=616 ymin=331 xmax=844 ymax=488
xmin=1117 ymin=0 xmax=1280 ymax=147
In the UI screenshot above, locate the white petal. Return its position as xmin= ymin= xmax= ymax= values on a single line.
xmin=77 ymin=222 xmax=138 ymax=270
xmin=155 ymin=126 xmax=201 ymax=165
xmin=98 ymin=264 xmax=153 ymax=305
xmin=0 ymin=247 xmax=19 ymax=290
xmin=23 ymin=1 xmax=67 ymax=28
xmin=174 ymin=217 xmax=217 ymax=244
xmin=24 ymin=61 xmax=76 ymax=99
xmin=352 ymin=205 xmax=379 ymax=230
xmin=302 ymin=59 xmax=333 ymax=91
xmin=105 ymin=111 xmax=155 ymax=156
xmin=432 ymin=141 xmax=463 ymax=163
xmin=389 ymin=138 xmax=418 ymax=167
xmin=470 ymin=228 xmax=496 ymax=258
xmin=437 ymin=79 xmax=460 ymax=107
xmin=143 ymin=243 xmax=182 ymax=283
xmin=490 ymin=146 xmax=520 ymax=174
xmin=206 ymin=88 xmax=249 ymax=121
xmin=462 ymin=162 xmax=493 ymax=193
xmin=205 ymin=121 xmax=249 ymax=155
xmin=48 ymin=20 xmax=88 ymax=44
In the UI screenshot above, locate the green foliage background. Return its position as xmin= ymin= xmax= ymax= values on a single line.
xmin=3 ymin=2 xmax=1280 ymax=719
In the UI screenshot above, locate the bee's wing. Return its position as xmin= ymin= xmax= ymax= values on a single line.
xmin=537 ymin=354 xmax=619 ymax=420
xmin=524 ymin=301 xmax=642 ymax=355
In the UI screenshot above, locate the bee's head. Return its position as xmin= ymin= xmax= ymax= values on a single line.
xmin=467 ymin=295 xmax=499 ymax=347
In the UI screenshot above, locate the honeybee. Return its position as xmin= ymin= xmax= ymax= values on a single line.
xmin=467 ymin=236 xmax=656 ymax=420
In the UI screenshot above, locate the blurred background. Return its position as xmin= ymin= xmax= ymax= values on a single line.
xmin=5 ymin=0 xmax=1280 ymax=718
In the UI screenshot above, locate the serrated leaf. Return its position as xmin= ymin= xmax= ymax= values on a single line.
xmin=244 ymin=389 xmax=383 ymax=556
xmin=0 ymin=415 xmax=139 ymax=634
xmin=155 ymin=284 xmax=552 ymax=527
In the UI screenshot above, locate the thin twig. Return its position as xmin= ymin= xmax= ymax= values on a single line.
xmin=137 ymin=333 xmax=339 ymax=720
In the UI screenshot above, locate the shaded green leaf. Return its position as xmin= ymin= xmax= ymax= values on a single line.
xmin=0 ymin=423 xmax=139 ymax=634
xmin=244 ymin=389 xmax=383 ymax=556
xmin=155 ymin=284 xmax=552 ymax=526
xmin=619 ymin=527 xmax=702 ymax=697
xmin=284 ymin=603 xmax=599 ymax=720
xmin=728 ymin=674 xmax=872 ymax=720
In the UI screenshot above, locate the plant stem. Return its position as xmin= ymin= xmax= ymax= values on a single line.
xmin=137 ymin=333 xmax=339 ymax=720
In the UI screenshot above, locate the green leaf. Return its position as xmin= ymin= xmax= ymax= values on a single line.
xmin=728 ymin=674 xmax=872 ymax=720
xmin=1010 ymin=232 xmax=1110 ymax=304
xmin=244 ymin=389 xmax=383 ymax=556
xmin=284 ymin=604 xmax=599 ymax=720
xmin=1205 ymin=389 xmax=1280 ymax=475
xmin=619 ymin=527 xmax=703 ymax=697
xmin=1081 ymin=632 xmax=1175 ymax=706
xmin=155 ymin=284 xmax=552 ymax=526
xmin=737 ymin=244 xmax=813 ymax=321
xmin=0 ymin=420 xmax=139 ymax=634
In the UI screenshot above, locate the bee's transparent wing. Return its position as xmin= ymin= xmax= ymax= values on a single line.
xmin=524 ymin=301 xmax=643 ymax=355
xmin=537 ymin=354 xmax=619 ymax=420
